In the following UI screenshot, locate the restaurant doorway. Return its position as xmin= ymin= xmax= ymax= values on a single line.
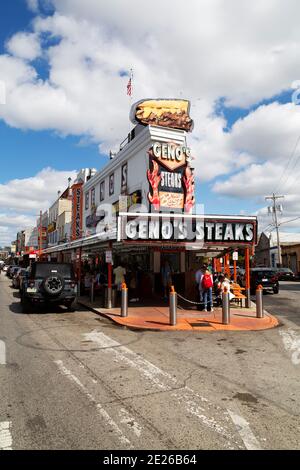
xmin=155 ymin=250 xmax=185 ymax=297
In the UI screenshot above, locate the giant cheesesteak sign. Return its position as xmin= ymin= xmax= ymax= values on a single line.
xmin=122 ymin=216 xmax=257 ymax=245
xmin=147 ymin=141 xmax=195 ymax=212
xmin=130 ymin=99 xmax=194 ymax=132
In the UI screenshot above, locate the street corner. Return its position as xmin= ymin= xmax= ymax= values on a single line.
xmin=79 ymin=300 xmax=280 ymax=333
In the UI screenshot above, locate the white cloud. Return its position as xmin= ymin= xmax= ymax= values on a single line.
xmin=0 ymin=168 xmax=77 ymax=246
xmin=0 ymin=80 xmax=5 ymax=105
xmin=1 ymin=1 xmax=300 ymax=157
xmin=0 ymin=0 xmax=300 ymax=239
xmin=26 ymin=0 xmax=39 ymax=13
xmin=213 ymin=161 xmax=281 ymax=198
xmin=229 ymin=102 xmax=300 ymax=163
xmin=6 ymin=32 xmax=41 ymax=61
xmin=213 ymin=158 xmax=300 ymax=232
xmin=48 ymin=0 xmax=300 ymax=107
xmin=0 ymin=167 xmax=77 ymax=213
xmin=0 ymin=214 xmax=35 ymax=227
xmin=211 ymin=100 xmax=300 ymax=230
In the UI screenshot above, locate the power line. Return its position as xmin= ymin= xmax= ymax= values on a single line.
xmin=273 ymin=134 xmax=300 ymax=194
xmin=278 ymin=215 xmax=300 ymax=226
xmin=259 ymin=222 xmax=273 ymax=233
xmin=280 ymin=153 xmax=300 ymax=196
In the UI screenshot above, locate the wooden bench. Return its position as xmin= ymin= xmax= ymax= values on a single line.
xmin=231 ymin=283 xmax=247 ymax=307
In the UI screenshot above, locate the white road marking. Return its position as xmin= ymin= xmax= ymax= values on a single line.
xmin=173 ymin=391 xmax=230 ymax=436
xmin=0 ymin=340 xmax=6 ymax=365
xmin=119 ymin=408 xmax=142 ymax=438
xmin=227 ymin=407 xmax=261 ymax=450
xmin=84 ymin=330 xmax=170 ymax=390
xmin=279 ymin=329 xmax=300 ymax=365
xmin=83 ymin=330 xmax=245 ymax=447
xmin=54 ymin=360 xmax=133 ymax=448
xmin=0 ymin=422 xmax=12 ymax=450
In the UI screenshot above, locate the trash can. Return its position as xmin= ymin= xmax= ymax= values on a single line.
xmin=104 ymin=284 xmax=117 ymax=308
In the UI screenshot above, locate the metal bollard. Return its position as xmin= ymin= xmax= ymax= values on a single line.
xmin=121 ymin=283 xmax=128 ymax=317
xmin=245 ymin=288 xmax=251 ymax=308
xmin=256 ymin=285 xmax=264 ymax=318
xmin=107 ymin=286 xmax=112 ymax=309
xmin=90 ymin=280 xmax=94 ymax=303
xmin=222 ymin=287 xmax=230 ymax=325
xmin=169 ymin=286 xmax=177 ymax=326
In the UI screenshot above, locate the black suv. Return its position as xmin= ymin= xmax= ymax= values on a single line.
xmin=250 ymin=268 xmax=279 ymax=294
xmin=21 ymin=262 xmax=77 ymax=312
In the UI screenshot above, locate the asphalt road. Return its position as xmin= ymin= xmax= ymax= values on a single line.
xmin=260 ymin=280 xmax=300 ymax=327
xmin=1 ymin=274 xmax=300 ymax=450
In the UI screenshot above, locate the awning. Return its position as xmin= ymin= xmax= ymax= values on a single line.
xmin=42 ymin=229 xmax=117 ymax=254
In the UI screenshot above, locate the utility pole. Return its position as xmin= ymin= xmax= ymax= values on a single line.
xmin=265 ymin=193 xmax=284 ymax=267
xmin=39 ymin=210 xmax=43 ymax=260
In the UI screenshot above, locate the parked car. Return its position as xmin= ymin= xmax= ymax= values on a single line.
xmin=275 ymin=267 xmax=296 ymax=281
xmin=8 ymin=266 xmax=20 ymax=280
xmin=21 ymin=262 xmax=77 ymax=312
xmin=6 ymin=265 xmax=13 ymax=276
xmin=18 ymin=268 xmax=29 ymax=292
xmin=12 ymin=268 xmax=27 ymax=289
xmin=250 ymin=268 xmax=279 ymax=294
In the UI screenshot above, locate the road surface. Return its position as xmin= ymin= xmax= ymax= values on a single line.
xmin=1 ymin=274 xmax=300 ymax=450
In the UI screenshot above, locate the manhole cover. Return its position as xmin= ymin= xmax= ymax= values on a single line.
xmin=189 ymin=322 xmax=211 ymax=327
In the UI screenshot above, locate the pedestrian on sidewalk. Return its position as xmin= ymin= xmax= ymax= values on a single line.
xmin=161 ymin=259 xmax=173 ymax=300
xmin=215 ymin=274 xmax=234 ymax=306
xmin=129 ymin=263 xmax=142 ymax=303
xmin=195 ymin=264 xmax=206 ymax=310
xmin=201 ymin=269 xmax=214 ymax=312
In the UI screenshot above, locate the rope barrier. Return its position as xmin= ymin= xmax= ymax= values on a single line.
xmin=176 ymin=292 xmax=201 ymax=305
xmin=176 ymin=284 xmax=238 ymax=307
xmin=177 ymin=291 xmax=223 ymax=306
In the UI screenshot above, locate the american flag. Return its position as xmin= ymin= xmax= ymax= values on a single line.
xmin=127 ymin=71 xmax=132 ymax=96
xmin=127 ymin=77 xmax=132 ymax=96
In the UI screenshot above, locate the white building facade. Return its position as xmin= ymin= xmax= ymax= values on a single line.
xmin=82 ymin=125 xmax=190 ymax=238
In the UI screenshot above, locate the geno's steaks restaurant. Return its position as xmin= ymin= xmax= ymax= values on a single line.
xmin=44 ymin=99 xmax=257 ymax=306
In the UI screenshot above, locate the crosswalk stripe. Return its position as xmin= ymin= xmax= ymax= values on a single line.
xmin=0 ymin=421 xmax=12 ymax=450
xmin=83 ymin=330 xmax=243 ymax=448
xmin=54 ymin=360 xmax=134 ymax=448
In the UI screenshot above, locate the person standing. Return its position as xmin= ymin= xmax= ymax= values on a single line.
xmin=161 ymin=259 xmax=173 ymax=300
xmin=195 ymin=264 xmax=206 ymax=310
xmin=129 ymin=263 xmax=142 ymax=302
xmin=215 ymin=274 xmax=232 ymax=306
xmin=201 ymin=269 xmax=214 ymax=312
xmin=113 ymin=262 xmax=126 ymax=291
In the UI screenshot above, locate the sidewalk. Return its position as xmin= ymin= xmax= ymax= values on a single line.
xmin=78 ymin=296 xmax=279 ymax=332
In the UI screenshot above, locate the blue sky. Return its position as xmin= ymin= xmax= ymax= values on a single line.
xmin=0 ymin=1 xmax=32 ymax=49
xmin=0 ymin=121 xmax=105 ymax=182
xmin=0 ymin=0 xmax=105 ymax=182
xmin=0 ymin=0 xmax=300 ymax=246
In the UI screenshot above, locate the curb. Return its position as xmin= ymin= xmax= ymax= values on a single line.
xmin=78 ymin=301 xmax=167 ymax=332
xmin=77 ymin=301 xmax=129 ymax=329
xmin=78 ymin=301 xmax=279 ymax=333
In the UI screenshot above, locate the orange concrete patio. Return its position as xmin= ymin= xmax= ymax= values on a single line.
xmin=78 ymin=297 xmax=279 ymax=332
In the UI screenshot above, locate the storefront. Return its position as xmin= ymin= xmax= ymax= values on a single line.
xmin=43 ymin=99 xmax=257 ymax=306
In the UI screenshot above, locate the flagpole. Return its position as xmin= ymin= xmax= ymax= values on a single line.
xmin=128 ymin=68 xmax=133 ymax=135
